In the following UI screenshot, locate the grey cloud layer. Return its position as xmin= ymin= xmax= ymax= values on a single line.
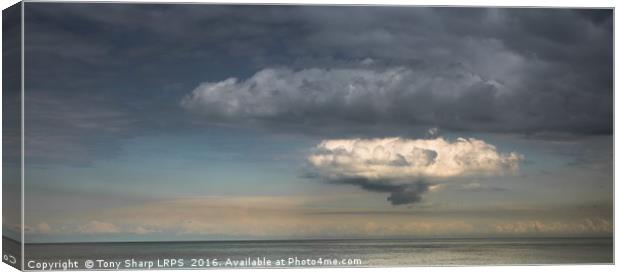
xmin=178 ymin=7 xmax=612 ymax=135
xmin=27 ymin=5 xmax=612 ymax=137
xmin=25 ymin=92 xmax=136 ymax=165
xmin=182 ymin=60 xmax=610 ymax=134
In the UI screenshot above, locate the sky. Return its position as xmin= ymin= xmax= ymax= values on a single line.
xmin=5 ymin=3 xmax=613 ymax=243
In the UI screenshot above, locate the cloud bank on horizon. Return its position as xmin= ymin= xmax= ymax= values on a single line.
xmin=23 ymin=196 xmax=611 ymax=241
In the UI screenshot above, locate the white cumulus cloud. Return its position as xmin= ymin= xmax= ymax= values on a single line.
xmin=306 ymin=136 xmax=522 ymax=205
xmin=308 ymin=137 xmax=522 ymax=182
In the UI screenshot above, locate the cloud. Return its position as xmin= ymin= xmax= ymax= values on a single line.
xmin=332 ymin=177 xmax=433 ymax=206
xmin=37 ymin=222 xmax=52 ymax=233
xmin=77 ymin=221 xmax=121 ymax=234
xmin=45 ymin=196 xmax=481 ymax=238
xmin=181 ymin=65 xmax=506 ymax=131
xmin=306 ymin=137 xmax=522 ymax=205
xmin=459 ymin=182 xmax=508 ymax=192
xmin=23 ymin=196 xmax=613 ymax=241
xmin=22 ymin=222 xmax=56 ymax=235
xmin=386 ymin=182 xmax=432 ymax=205
xmin=24 ymin=5 xmax=612 ymax=140
xmin=494 ymin=218 xmax=612 ymax=234
xmin=180 ymin=66 xmax=414 ymax=121
xmin=308 ymin=137 xmax=522 ymax=180
xmin=129 ymin=226 xmax=159 ymax=235
xmin=29 ymin=222 xmax=158 ymax=236
xmin=181 ymin=59 xmax=611 ymax=135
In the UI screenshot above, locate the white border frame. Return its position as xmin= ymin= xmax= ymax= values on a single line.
xmin=0 ymin=1 xmax=616 ymax=272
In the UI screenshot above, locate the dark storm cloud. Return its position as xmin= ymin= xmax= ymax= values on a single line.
xmin=23 ymin=4 xmax=612 ymax=164
xmin=334 ymin=177 xmax=432 ymax=206
xmin=176 ymin=6 xmax=613 ymax=135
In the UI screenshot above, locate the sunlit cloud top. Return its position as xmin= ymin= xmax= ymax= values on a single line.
xmin=308 ymin=137 xmax=522 ymax=181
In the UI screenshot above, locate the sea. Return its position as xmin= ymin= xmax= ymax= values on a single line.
xmin=10 ymin=237 xmax=613 ymax=270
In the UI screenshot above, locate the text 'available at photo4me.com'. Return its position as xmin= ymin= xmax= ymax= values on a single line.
xmin=26 ymin=257 xmax=364 ymax=270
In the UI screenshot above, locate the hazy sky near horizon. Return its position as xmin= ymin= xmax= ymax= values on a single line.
xmin=8 ymin=3 xmax=612 ymax=242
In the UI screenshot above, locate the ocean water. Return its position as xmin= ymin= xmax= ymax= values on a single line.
xmin=22 ymin=237 xmax=612 ymax=270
